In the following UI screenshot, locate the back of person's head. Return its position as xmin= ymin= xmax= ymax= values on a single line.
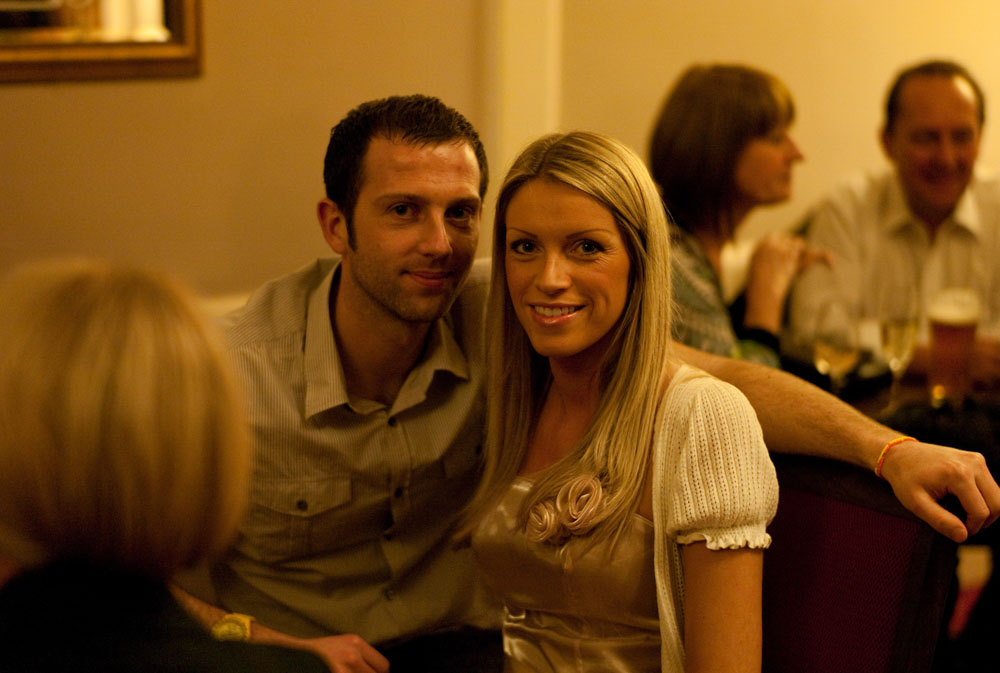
xmin=0 ymin=259 xmax=250 ymax=579
xmin=884 ymin=59 xmax=986 ymax=134
xmin=323 ymin=94 xmax=489 ymax=226
xmin=648 ymin=63 xmax=794 ymax=235
xmin=473 ymin=131 xmax=673 ymax=547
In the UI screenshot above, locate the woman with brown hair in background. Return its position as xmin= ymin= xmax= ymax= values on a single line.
xmin=649 ymin=63 xmax=827 ymax=367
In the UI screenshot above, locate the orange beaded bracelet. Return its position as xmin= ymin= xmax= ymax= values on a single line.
xmin=875 ymin=436 xmax=917 ymax=479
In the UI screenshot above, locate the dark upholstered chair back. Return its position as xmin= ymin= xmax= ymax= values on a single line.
xmin=763 ymin=454 xmax=958 ymax=673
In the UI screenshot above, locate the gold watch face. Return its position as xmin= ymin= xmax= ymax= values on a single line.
xmin=211 ymin=614 xmax=252 ymax=641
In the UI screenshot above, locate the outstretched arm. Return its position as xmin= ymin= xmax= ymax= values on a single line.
xmin=678 ymin=342 xmax=1000 ymax=542
xmin=170 ymin=585 xmax=389 ymax=673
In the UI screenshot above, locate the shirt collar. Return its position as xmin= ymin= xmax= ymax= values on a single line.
xmin=304 ymin=262 xmax=346 ymax=418
xmin=882 ymin=171 xmax=982 ymax=238
xmin=951 ymin=180 xmax=982 ymax=237
xmin=303 ymin=260 xmax=470 ymax=419
xmin=391 ymin=313 xmax=470 ymax=414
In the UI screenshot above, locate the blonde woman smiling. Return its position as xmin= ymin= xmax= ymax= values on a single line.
xmin=466 ymin=132 xmax=778 ymax=673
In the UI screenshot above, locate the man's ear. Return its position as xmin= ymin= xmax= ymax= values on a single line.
xmin=318 ymin=198 xmax=350 ymax=254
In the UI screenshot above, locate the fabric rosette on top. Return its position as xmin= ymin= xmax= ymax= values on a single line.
xmin=525 ymin=475 xmax=605 ymax=544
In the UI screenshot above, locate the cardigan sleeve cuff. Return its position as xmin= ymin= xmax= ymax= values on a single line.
xmin=677 ymin=526 xmax=772 ymax=550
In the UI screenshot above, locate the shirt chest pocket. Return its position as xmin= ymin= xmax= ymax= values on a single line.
xmin=240 ymin=477 xmax=356 ymax=564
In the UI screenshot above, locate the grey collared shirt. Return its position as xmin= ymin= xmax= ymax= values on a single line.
xmin=212 ymin=257 xmax=498 ymax=645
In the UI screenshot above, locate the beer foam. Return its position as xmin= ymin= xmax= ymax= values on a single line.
xmin=928 ymin=287 xmax=981 ymax=325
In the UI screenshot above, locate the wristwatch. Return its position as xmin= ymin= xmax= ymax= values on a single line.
xmin=210 ymin=612 xmax=255 ymax=642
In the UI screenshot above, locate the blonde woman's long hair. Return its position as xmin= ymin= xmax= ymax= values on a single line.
xmin=0 ymin=259 xmax=250 ymax=578
xmin=464 ymin=131 xmax=674 ymax=547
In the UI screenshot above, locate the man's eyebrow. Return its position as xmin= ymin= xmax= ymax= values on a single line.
xmin=372 ymin=194 xmax=481 ymax=207
xmin=373 ymin=192 xmax=427 ymax=203
xmin=450 ymin=196 xmax=482 ymax=208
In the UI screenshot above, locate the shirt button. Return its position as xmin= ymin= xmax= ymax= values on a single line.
xmin=388 ymin=417 xmax=397 ymax=427
xmin=295 ymin=499 xmax=308 ymax=511
xmin=383 ymin=589 xmax=396 ymax=600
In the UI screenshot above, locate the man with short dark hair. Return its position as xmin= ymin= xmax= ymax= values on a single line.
xmin=789 ymin=60 xmax=1000 ymax=383
xmin=175 ymin=94 xmax=999 ymax=673
xmin=176 ymin=94 xmax=499 ymax=673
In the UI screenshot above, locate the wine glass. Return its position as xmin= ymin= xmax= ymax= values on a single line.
xmin=813 ymin=299 xmax=861 ymax=397
xmin=878 ymin=281 xmax=919 ymax=412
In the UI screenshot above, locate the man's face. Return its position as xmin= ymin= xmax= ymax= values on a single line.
xmin=338 ymin=136 xmax=481 ymax=325
xmin=882 ymin=75 xmax=981 ymax=227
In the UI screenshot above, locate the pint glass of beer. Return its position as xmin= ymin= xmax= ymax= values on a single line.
xmin=927 ymin=287 xmax=980 ymax=406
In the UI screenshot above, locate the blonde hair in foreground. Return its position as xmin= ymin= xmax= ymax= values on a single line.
xmin=463 ymin=131 xmax=674 ymax=547
xmin=0 ymin=259 xmax=250 ymax=577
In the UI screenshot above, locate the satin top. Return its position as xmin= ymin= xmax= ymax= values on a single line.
xmin=472 ymin=478 xmax=661 ymax=672
xmin=470 ymin=366 xmax=780 ymax=672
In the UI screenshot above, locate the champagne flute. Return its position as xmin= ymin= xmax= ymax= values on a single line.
xmin=813 ymin=299 xmax=861 ymax=398
xmin=878 ymin=281 xmax=919 ymax=412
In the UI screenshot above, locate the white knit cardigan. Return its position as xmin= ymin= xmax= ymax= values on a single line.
xmin=651 ymin=365 xmax=779 ymax=672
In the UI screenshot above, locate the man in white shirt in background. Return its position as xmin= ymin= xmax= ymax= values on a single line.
xmin=788 ymin=59 xmax=1000 ymax=384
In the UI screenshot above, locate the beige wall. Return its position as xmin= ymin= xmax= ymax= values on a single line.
xmin=4 ymin=1 xmax=1000 ymax=295
xmin=0 ymin=2 xmax=485 ymax=294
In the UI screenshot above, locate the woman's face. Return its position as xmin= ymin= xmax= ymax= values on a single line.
xmin=504 ymin=179 xmax=631 ymax=367
xmin=733 ymin=125 xmax=804 ymax=207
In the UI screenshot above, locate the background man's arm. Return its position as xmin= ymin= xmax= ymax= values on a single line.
xmin=678 ymin=342 xmax=1000 ymax=542
xmin=170 ymin=585 xmax=389 ymax=673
